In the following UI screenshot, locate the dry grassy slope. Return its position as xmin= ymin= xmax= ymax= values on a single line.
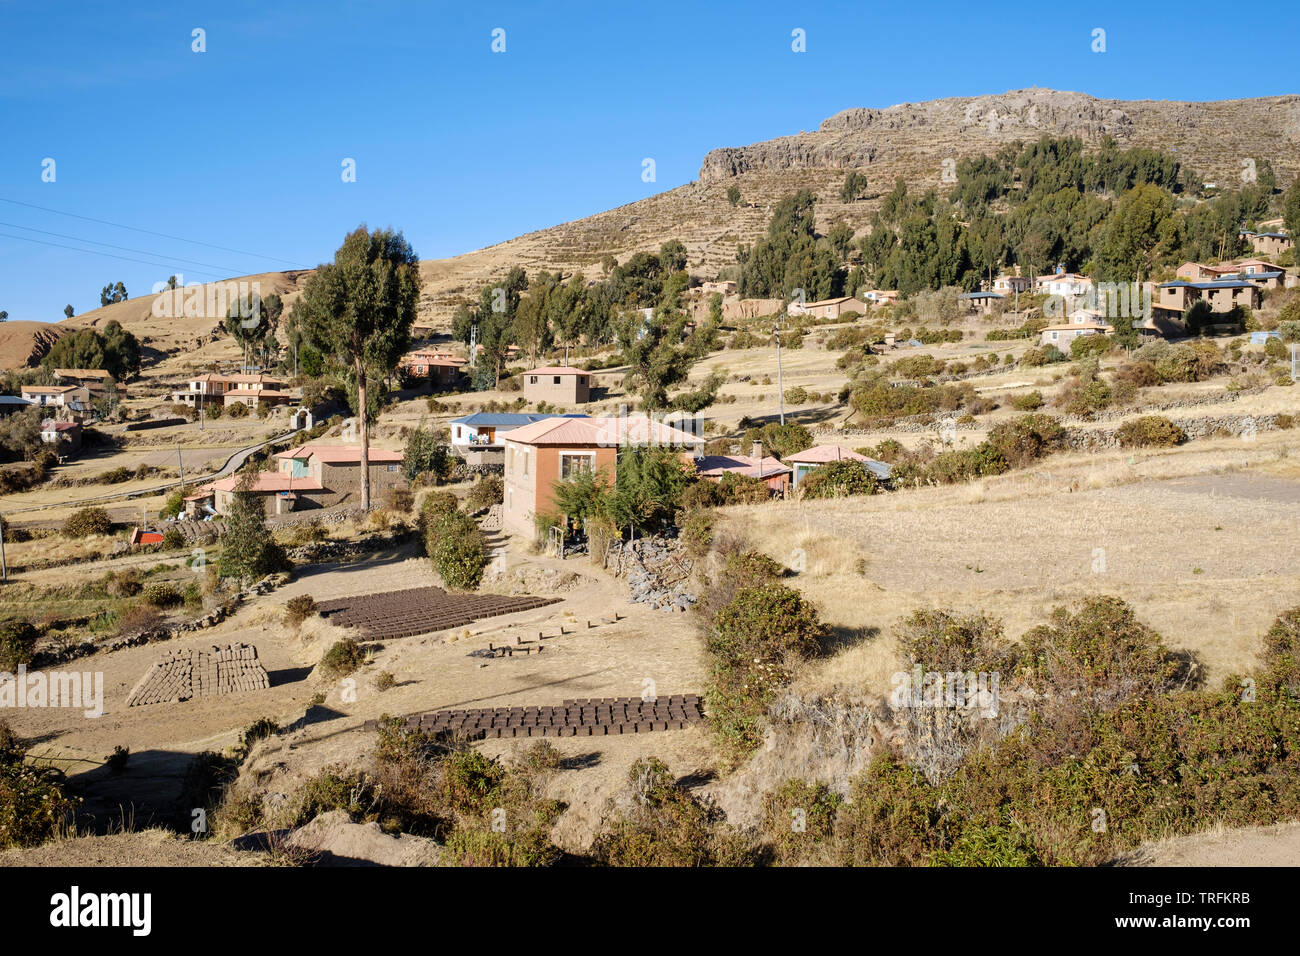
xmin=6 ymin=88 xmax=1297 ymax=369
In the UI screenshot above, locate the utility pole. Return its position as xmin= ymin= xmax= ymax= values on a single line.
xmin=177 ymin=446 xmax=185 ymax=490
xmin=774 ymin=312 xmax=787 ymax=426
xmin=0 ymin=513 xmax=7 ymax=583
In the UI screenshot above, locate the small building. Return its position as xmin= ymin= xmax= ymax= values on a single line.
xmin=521 ymin=366 xmax=591 ymax=405
xmin=1035 ymin=272 xmax=1093 ymax=302
xmin=991 ymin=274 xmax=1031 ymax=294
xmin=1155 ymin=280 xmax=1261 ymax=315
xmin=700 ymin=280 xmax=737 ymax=296
xmin=1242 ymin=231 xmax=1293 ymax=258
xmin=0 ymin=395 xmax=34 ymax=417
xmin=209 ymin=471 xmax=325 ymax=516
xmin=959 ymin=291 xmax=1005 ymax=315
xmin=173 ymin=372 xmax=285 ymax=408
xmin=1039 ymin=322 xmax=1112 ymax=349
xmin=399 ymin=349 xmax=467 ymax=389
xmin=450 ymin=412 xmax=588 ymax=465
xmin=52 ymin=368 xmax=118 ymax=397
xmin=223 ymin=387 xmax=295 ymax=410
xmin=272 ymin=443 xmax=406 ymax=506
xmin=784 ymin=444 xmax=892 ymax=487
xmin=862 ymin=290 xmax=900 ymax=306
xmin=693 ymin=448 xmax=791 ymax=493
xmin=40 ymin=419 xmax=82 ymax=454
xmin=20 ymin=384 xmax=90 ymax=408
xmin=501 ymin=415 xmax=703 ymax=538
xmin=787 ymin=296 xmax=868 ymax=320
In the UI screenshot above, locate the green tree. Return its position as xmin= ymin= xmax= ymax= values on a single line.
xmin=840 ymin=171 xmax=869 ymax=203
xmin=1284 ymin=178 xmax=1300 ymax=240
xmin=726 ymin=185 xmax=741 ymax=207
xmin=218 ymin=484 xmax=289 ymax=581
xmin=297 ymin=226 xmax=422 ymax=510
xmin=62 ymin=305 xmax=73 ymax=319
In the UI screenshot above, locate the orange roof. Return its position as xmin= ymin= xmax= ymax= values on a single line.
xmin=503 ymin=415 xmax=703 ymax=447
xmin=785 ymin=444 xmax=871 ymax=464
xmin=53 ymin=368 xmax=112 ymax=379
xmin=695 ymin=455 xmax=790 ymax=479
xmin=274 ymin=443 xmax=403 ymax=463
xmin=523 ymin=366 xmax=588 ymax=376
xmin=210 ymin=473 xmax=323 ymax=493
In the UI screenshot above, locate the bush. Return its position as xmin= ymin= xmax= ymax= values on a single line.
xmin=0 ymin=724 xmax=78 ymax=849
xmin=387 ymin=487 xmax=414 ymax=513
xmin=284 ymin=595 xmax=317 ymax=627
xmin=800 ymin=460 xmax=877 ymax=499
xmin=63 ymin=507 xmax=112 ymax=538
xmin=680 ymin=479 xmax=725 ymax=511
xmin=679 ymin=509 xmax=715 ymax=558
xmin=141 ymin=582 xmax=181 ymax=608
xmin=984 ymin=414 xmax=1065 ymax=469
xmin=759 ymin=778 xmax=842 ymax=865
xmin=218 ymin=490 xmax=290 ymax=581
xmin=1115 ymin=416 xmax=1186 ymax=448
xmin=426 ymin=509 xmax=489 ymax=590
xmin=783 ymin=386 xmax=808 ymax=405
xmin=464 ymin=474 xmax=504 ymax=512
xmin=227 ymin=402 xmax=249 ymax=418
xmin=0 ymin=622 xmax=39 ymax=671
xmin=1020 ymin=345 xmax=1066 ymax=367
xmin=319 ymin=639 xmax=366 ymax=680
xmin=1011 ymin=391 xmax=1044 ymax=411
xmin=1115 ymin=361 xmax=1160 ymax=388
xmin=1069 ymin=335 xmax=1112 ymax=360
xmin=160 ymin=527 xmax=185 ymax=550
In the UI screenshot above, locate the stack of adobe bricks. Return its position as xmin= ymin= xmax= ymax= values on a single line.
xmin=126 ymin=643 xmax=269 ymax=706
xmin=365 ymin=695 xmax=704 ymax=738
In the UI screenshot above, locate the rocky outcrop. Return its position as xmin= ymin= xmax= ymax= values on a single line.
xmin=606 ymin=536 xmax=696 ymax=612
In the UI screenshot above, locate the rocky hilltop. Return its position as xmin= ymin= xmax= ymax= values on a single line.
xmin=700 ymin=88 xmax=1300 ymax=181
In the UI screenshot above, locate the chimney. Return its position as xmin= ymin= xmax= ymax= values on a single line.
xmin=751 ymin=440 xmax=763 ymax=478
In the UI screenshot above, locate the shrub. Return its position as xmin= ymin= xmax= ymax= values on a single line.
xmin=716 ymin=471 xmax=770 ymax=504
xmin=783 ymin=386 xmax=808 ymax=405
xmin=141 ymin=582 xmax=181 ymax=608
xmin=319 ymin=639 xmax=366 ymax=680
xmin=114 ymin=604 xmax=162 ymax=637
xmin=464 ymin=474 xmax=504 ymax=512
xmin=1021 ymin=345 xmax=1066 ymax=367
xmin=0 ymin=622 xmax=39 ymax=671
xmin=1115 ymin=416 xmax=1186 ymax=447
xmin=218 ymin=490 xmax=290 ymax=580
xmin=1115 ymin=361 xmax=1160 ymax=388
xmin=0 ymin=724 xmax=78 ymax=849
xmin=387 ymin=488 xmax=414 ymax=514
xmin=160 ymin=527 xmax=185 ymax=550
xmin=63 ymin=507 xmax=112 ymax=538
xmin=680 ymin=479 xmax=725 ymax=510
xmin=1070 ymin=335 xmax=1112 ymax=360
xmin=105 ymin=570 xmax=142 ymax=598
xmin=800 ymin=460 xmax=877 ymax=499
xmin=373 ymin=671 xmax=396 ymax=692
xmin=679 ymin=509 xmax=715 ymax=558
xmin=590 ymin=758 xmax=761 ymax=867
xmin=284 ymin=595 xmax=317 ymax=627
xmin=984 ymin=414 xmax=1065 ymax=469
xmin=426 ymin=509 xmax=489 ymax=590
xmin=895 ymin=608 xmax=1015 ymax=674
xmin=760 ymin=778 xmax=842 ymax=865
xmin=227 ymin=402 xmax=249 ymax=418
xmin=1011 ymin=391 xmax=1044 ymax=411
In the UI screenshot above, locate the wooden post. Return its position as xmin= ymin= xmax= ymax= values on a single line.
xmin=0 ymin=513 xmax=7 ymax=582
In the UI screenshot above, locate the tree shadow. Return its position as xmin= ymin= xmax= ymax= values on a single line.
xmin=822 ymin=623 xmax=881 ymax=657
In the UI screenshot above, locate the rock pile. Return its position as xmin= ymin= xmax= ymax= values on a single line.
xmin=609 ymin=536 xmax=696 ymax=613
xmin=127 ymin=643 xmax=269 ymax=707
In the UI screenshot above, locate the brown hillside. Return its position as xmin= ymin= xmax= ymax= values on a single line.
xmin=11 ymin=88 xmax=1295 ymax=366
xmin=0 ymin=320 xmax=68 ymax=370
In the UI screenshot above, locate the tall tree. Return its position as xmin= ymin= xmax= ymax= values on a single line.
xmin=298 ymin=226 xmax=422 ymax=510
xmin=63 ymin=304 xmax=74 ymax=319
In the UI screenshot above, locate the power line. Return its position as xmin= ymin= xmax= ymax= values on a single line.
xmin=0 ymin=195 xmax=310 ymax=269
xmin=0 ymin=231 xmax=229 ymax=280
xmin=0 ymin=220 xmax=241 ymax=274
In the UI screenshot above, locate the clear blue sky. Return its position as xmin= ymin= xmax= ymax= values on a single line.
xmin=1 ymin=0 xmax=1296 ymax=322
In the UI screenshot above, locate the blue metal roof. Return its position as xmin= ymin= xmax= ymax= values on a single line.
xmin=451 ymin=412 xmax=589 ymax=427
xmin=0 ymin=395 xmax=33 ymax=405
xmin=1159 ymin=280 xmax=1255 ymax=290
xmin=960 ymin=292 xmax=1005 ymax=299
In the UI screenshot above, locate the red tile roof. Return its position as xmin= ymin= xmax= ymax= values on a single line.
xmin=210 ymin=473 xmax=323 ymax=493
xmin=785 ymin=444 xmax=871 ymax=464
xmin=274 ymin=443 xmax=404 ymax=463
xmin=503 ymin=415 xmax=703 ymax=447
xmin=695 ymin=455 xmax=790 ymax=479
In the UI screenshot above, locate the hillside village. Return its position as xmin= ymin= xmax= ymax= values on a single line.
xmin=3 ymin=89 xmax=1300 ymax=872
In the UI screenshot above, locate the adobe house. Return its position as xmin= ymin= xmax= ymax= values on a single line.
xmin=1039 ymin=321 xmax=1112 ymax=349
xmin=1242 ymin=231 xmax=1293 ymax=258
xmin=172 ymin=372 xmax=285 ymax=408
xmin=272 ymin=443 xmax=406 ymax=505
xmin=992 ymin=274 xmax=1031 ymax=294
xmin=787 ymin=296 xmax=868 ymax=319
xmin=1155 ymin=279 xmax=1261 ymax=315
xmin=399 ymin=349 xmax=467 ymax=389
xmin=20 ymin=384 xmax=90 ymax=409
xmin=40 ymin=419 xmax=82 ymax=455
xmin=959 ymin=291 xmax=1005 ymax=315
xmin=522 ymin=366 xmax=591 ymax=405
xmin=500 ymin=415 xmax=703 ymax=538
xmin=693 ymin=442 xmax=791 ymax=494
xmin=208 ymin=471 xmax=324 ymax=516
xmin=52 ymin=368 xmax=118 ymax=397
xmin=785 ymin=444 xmax=892 ymax=487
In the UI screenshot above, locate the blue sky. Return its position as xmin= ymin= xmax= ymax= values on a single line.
xmin=1 ymin=0 xmax=1296 ymax=322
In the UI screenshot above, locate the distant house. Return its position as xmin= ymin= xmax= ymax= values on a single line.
xmin=0 ymin=395 xmax=34 ymax=417
xmin=1155 ymin=279 xmax=1261 ymax=315
xmin=1036 ymin=273 xmax=1093 ymax=302
xmin=21 ymin=384 xmax=89 ymax=409
xmin=787 ymin=296 xmax=868 ymax=319
xmin=500 ymin=415 xmax=703 ymax=538
xmin=399 ymin=349 xmax=467 ymax=389
xmin=521 ymin=366 xmax=591 ymax=405
xmin=1242 ymin=231 xmax=1293 ymax=258
xmin=1039 ymin=321 xmax=1112 ymax=349
xmin=172 ymin=372 xmax=290 ymax=409
xmin=210 ymin=443 xmax=405 ymax=515
xmin=785 ymin=444 xmax=891 ymax=487
xmin=862 ymin=290 xmax=900 ymax=306
xmin=991 ymin=274 xmax=1031 ymax=294
xmin=52 ymin=368 xmax=120 ymax=398
xmin=40 ymin=418 xmax=82 ymax=454
xmin=450 ymin=412 xmax=589 ymax=465
xmin=693 ymin=445 xmax=791 ymax=493
xmin=700 ymin=280 xmax=737 ymax=296
xmin=959 ymin=291 xmax=1005 ymax=315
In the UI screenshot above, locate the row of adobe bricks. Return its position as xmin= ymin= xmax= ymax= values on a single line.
xmin=364 ymin=695 xmax=705 ymax=737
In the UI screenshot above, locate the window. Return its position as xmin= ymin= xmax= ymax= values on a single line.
xmin=560 ymin=453 xmax=594 ymax=479
xmin=1050 ymin=332 xmax=1058 ymax=341
xmin=522 ymin=451 xmax=529 ymax=476
xmin=529 ymin=376 xmax=538 ymax=385
xmin=553 ymin=376 xmax=561 ymax=385
xmin=386 ymin=464 xmax=398 ymax=473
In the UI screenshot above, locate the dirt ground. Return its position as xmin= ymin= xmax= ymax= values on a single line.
xmin=1124 ymin=821 xmax=1300 ymax=866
